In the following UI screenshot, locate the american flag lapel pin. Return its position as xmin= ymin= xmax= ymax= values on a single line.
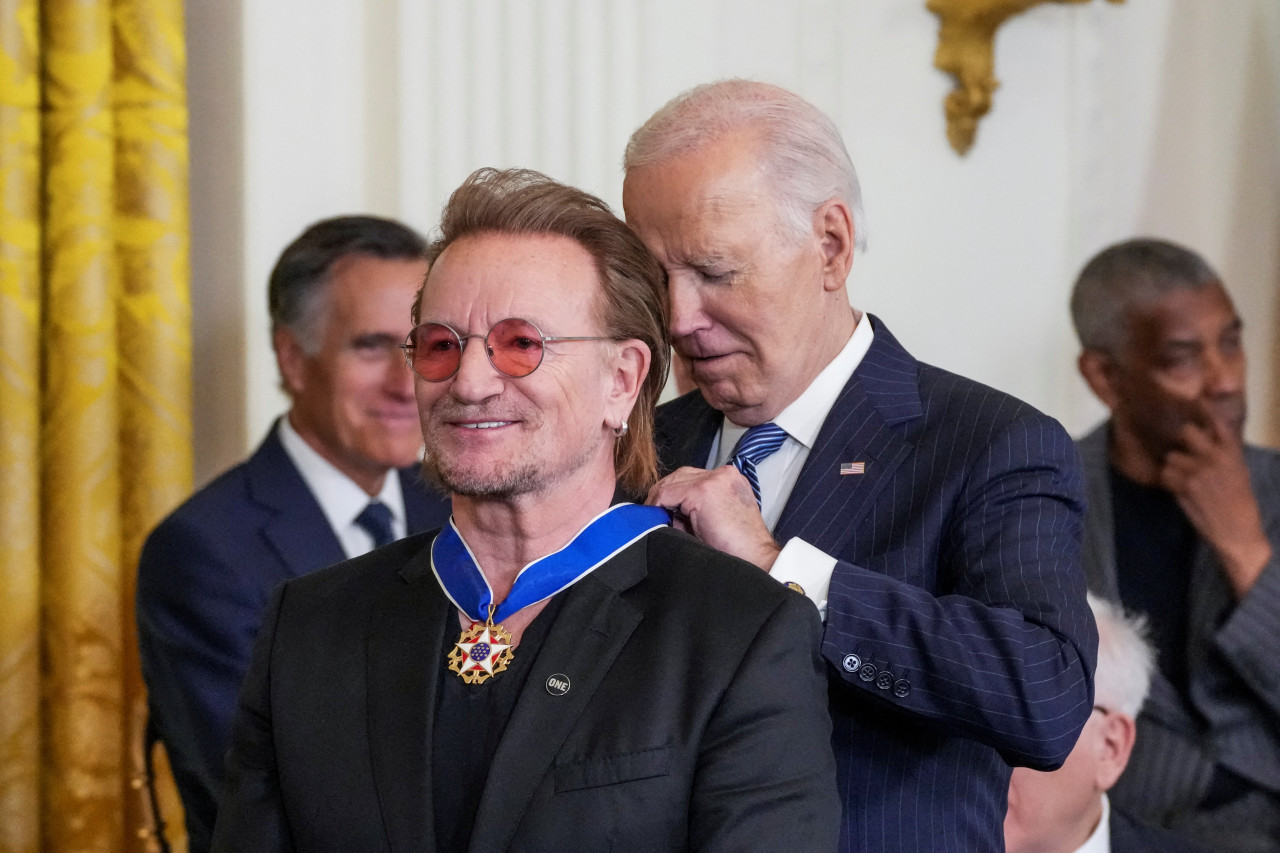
xmin=840 ymin=461 xmax=866 ymax=475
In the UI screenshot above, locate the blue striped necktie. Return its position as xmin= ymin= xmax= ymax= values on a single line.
xmin=355 ymin=501 xmax=395 ymax=548
xmin=728 ymin=422 xmax=788 ymax=508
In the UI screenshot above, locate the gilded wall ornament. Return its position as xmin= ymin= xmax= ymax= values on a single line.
xmin=928 ymin=0 xmax=1124 ymax=155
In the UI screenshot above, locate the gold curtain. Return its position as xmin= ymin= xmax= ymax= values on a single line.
xmin=0 ymin=0 xmax=191 ymax=851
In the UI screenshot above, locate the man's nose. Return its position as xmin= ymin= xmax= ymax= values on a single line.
xmin=1205 ymin=345 xmax=1246 ymax=396
xmin=449 ymin=339 xmax=504 ymax=401
xmin=387 ymin=343 xmax=416 ymax=397
xmin=667 ymin=274 xmax=709 ymax=339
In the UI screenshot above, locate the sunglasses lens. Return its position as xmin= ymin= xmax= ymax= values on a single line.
xmin=487 ymin=318 xmax=544 ymax=377
xmin=409 ymin=323 xmax=462 ymax=380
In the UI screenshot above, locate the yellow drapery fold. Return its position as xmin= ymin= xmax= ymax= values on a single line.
xmin=0 ymin=0 xmax=190 ymax=850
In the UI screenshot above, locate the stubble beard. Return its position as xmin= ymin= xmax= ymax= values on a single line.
xmin=420 ymin=431 xmax=602 ymax=501
xmin=420 ymin=452 xmax=544 ymax=499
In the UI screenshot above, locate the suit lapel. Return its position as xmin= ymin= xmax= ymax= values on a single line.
xmin=467 ymin=545 xmax=647 ymax=852
xmin=247 ymin=424 xmax=346 ymax=576
xmin=1077 ymin=423 xmax=1200 ymax=735
xmin=658 ymin=392 xmax=721 ymax=471
xmin=775 ymin=318 xmax=918 ymax=555
xmin=366 ymin=543 xmax=451 ymax=853
xmin=1077 ymin=424 xmax=1121 ymax=598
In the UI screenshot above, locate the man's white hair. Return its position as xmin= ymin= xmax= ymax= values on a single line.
xmin=1089 ymin=593 xmax=1156 ymax=718
xmin=624 ymin=79 xmax=867 ymax=252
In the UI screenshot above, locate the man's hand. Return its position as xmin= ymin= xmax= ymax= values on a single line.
xmin=646 ymin=466 xmax=782 ymax=571
xmin=1160 ymin=414 xmax=1271 ymax=598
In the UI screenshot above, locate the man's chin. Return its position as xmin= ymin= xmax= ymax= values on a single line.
xmin=420 ymin=457 xmax=541 ymax=500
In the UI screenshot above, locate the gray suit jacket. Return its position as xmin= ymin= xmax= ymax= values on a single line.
xmin=1078 ymin=424 xmax=1280 ymax=835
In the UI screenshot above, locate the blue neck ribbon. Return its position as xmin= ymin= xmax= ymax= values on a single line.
xmin=431 ymin=502 xmax=670 ymax=624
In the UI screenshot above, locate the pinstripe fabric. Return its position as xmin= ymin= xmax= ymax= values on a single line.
xmin=656 ymin=316 xmax=1098 ymax=853
xmin=1078 ymin=424 xmax=1280 ymax=851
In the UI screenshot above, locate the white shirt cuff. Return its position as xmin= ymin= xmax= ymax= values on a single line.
xmin=769 ymin=537 xmax=835 ymax=620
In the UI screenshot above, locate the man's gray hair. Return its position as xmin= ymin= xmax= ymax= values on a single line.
xmin=1089 ymin=593 xmax=1156 ymax=718
xmin=1070 ymin=237 xmax=1221 ymax=354
xmin=624 ymin=79 xmax=867 ymax=252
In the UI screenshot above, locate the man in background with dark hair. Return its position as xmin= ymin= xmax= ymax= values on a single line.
xmin=1071 ymin=237 xmax=1280 ymax=851
xmin=137 ymin=215 xmax=451 ymax=853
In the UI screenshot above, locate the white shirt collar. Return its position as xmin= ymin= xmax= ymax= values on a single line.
xmin=717 ymin=311 xmax=874 ymax=463
xmin=1075 ymin=793 xmax=1111 ymax=853
xmin=277 ymin=415 xmax=406 ymax=541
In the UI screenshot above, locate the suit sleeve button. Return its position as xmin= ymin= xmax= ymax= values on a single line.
xmin=875 ymin=671 xmax=894 ymax=691
xmin=858 ymin=662 xmax=878 ymax=682
xmin=842 ymin=653 xmax=861 ymax=673
xmin=893 ymin=678 xmax=911 ymax=698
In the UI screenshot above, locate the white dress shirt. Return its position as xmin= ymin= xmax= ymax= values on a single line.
xmin=707 ymin=312 xmax=874 ymax=617
xmin=1075 ymin=793 xmax=1111 ymax=853
xmin=278 ymin=416 xmax=407 ymax=558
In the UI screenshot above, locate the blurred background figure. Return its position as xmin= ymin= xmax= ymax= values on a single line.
xmin=1005 ymin=594 xmax=1208 ymax=853
xmin=136 ymin=215 xmax=450 ymax=853
xmin=1071 ymin=237 xmax=1280 ymax=852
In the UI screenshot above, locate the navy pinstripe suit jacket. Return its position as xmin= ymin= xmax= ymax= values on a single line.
xmin=656 ymin=316 xmax=1098 ymax=853
xmin=1079 ymin=424 xmax=1280 ymax=849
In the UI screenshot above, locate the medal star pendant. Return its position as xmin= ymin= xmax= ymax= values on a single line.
xmin=449 ymin=618 xmax=514 ymax=685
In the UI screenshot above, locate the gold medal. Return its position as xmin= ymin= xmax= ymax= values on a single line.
xmin=448 ymin=607 xmax=514 ymax=684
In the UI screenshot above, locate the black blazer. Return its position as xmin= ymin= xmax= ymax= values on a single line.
xmin=136 ymin=423 xmax=451 ymax=852
xmin=212 ymin=526 xmax=840 ymax=852
xmin=656 ymin=316 xmax=1097 ymax=852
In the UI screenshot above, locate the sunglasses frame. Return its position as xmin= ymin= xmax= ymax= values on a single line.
xmin=401 ymin=317 xmax=612 ymax=382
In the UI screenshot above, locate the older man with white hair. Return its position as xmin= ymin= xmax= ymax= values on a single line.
xmin=1005 ymin=594 xmax=1209 ymax=853
xmin=623 ymin=79 xmax=1098 ymax=853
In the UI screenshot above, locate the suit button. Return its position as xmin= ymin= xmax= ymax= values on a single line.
xmin=858 ymin=662 xmax=877 ymax=682
xmin=842 ymin=653 xmax=861 ymax=673
xmin=893 ymin=678 xmax=911 ymax=698
xmin=875 ymin=671 xmax=894 ymax=691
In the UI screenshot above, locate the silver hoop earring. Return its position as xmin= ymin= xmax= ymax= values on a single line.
xmin=613 ymin=421 xmax=629 ymax=438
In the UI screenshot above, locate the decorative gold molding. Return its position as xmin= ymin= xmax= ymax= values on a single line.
xmin=928 ymin=0 xmax=1123 ymax=155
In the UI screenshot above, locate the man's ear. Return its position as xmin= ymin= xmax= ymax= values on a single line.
xmin=815 ymin=199 xmax=855 ymax=293
xmin=275 ymin=327 xmax=308 ymax=397
xmin=1078 ymin=349 xmax=1121 ymax=411
xmin=605 ymin=339 xmax=650 ymax=428
xmin=1095 ymin=711 xmax=1137 ymax=792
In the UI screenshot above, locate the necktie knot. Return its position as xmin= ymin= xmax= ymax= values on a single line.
xmin=728 ymin=422 xmax=788 ymax=507
xmin=355 ymin=501 xmax=395 ymax=548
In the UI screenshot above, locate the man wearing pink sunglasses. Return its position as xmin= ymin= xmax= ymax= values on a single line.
xmin=212 ymin=168 xmax=839 ymax=852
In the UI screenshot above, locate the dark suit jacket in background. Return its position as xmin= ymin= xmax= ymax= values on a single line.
xmin=136 ymin=424 xmax=451 ymax=853
xmin=1078 ymin=424 xmax=1280 ymax=851
xmin=1110 ymin=806 xmax=1211 ymax=853
xmin=656 ymin=316 xmax=1098 ymax=853
xmin=211 ymin=526 xmax=840 ymax=852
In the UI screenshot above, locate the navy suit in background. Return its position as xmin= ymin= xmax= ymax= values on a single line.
xmin=136 ymin=424 xmax=450 ymax=853
xmin=656 ymin=316 xmax=1098 ymax=852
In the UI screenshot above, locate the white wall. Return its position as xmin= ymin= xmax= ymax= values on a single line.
xmin=187 ymin=0 xmax=1280 ymax=485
